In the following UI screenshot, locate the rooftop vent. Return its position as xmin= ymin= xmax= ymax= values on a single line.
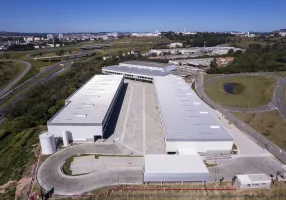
xmin=76 ymin=114 xmax=87 ymax=118
xmin=84 ymin=104 xmax=94 ymax=107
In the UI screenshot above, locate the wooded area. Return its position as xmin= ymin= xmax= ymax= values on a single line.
xmin=162 ymin=32 xmax=233 ymax=47
xmin=207 ymin=42 xmax=286 ymax=73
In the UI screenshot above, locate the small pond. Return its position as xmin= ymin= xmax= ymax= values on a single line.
xmin=224 ymin=83 xmax=245 ymax=94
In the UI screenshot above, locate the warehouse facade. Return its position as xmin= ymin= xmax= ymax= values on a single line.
xmin=144 ymin=154 xmax=209 ymax=183
xmin=154 ymin=75 xmax=234 ymax=154
xmin=47 ymin=75 xmax=124 ymax=143
xmin=102 ymin=60 xmax=176 ymax=82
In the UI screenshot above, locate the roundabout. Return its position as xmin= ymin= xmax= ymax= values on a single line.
xmin=204 ymin=75 xmax=276 ymax=108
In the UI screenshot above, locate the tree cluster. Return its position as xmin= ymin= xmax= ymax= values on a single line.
xmin=207 ymin=42 xmax=286 ymax=74
xmin=7 ymin=43 xmax=35 ymax=51
xmin=161 ymin=32 xmax=233 ymax=47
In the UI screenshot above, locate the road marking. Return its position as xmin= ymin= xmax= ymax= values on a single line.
xmin=121 ymin=86 xmax=133 ymax=142
xmin=143 ymin=87 xmax=146 ymax=155
xmin=119 ymin=142 xmax=142 ymax=155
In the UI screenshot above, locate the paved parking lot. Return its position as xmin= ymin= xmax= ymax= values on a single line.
xmin=105 ymin=80 xmax=165 ymax=155
xmin=71 ymin=155 xmax=143 ymax=175
xmin=208 ymin=156 xmax=286 ymax=182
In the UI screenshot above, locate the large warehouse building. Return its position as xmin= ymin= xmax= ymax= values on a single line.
xmin=154 ymin=75 xmax=234 ymax=154
xmin=102 ymin=60 xmax=176 ymax=82
xmin=144 ymin=154 xmax=209 ymax=183
xmin=47 ymin=75 xmax=124 ymax=143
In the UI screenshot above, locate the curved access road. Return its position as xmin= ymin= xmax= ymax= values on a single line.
xmin=196 ymin=72 xmax=286 ymax=163
xmin=37 ymin=143 xmax=143 ymax=195
xmin=0 ymin=60 xmax=31 ymax=97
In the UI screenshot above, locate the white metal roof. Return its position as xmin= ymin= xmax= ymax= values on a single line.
xmin=119 ymin=60 xmax=174 ymax=69
xmin=144 ymin=154 xmax=209 ymax=174
xmin=103 ymin=65 xmax=169 ymax=76
xmin=237 ymin=174 xmax=271 ymax=184
xmin=154 ymin=75 xmax=233 ymax=142
xmin=48 ymin=75 xmax=123 ymax=126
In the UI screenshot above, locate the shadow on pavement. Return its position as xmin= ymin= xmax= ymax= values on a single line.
xmin=104 ymin=82 xmax=128 ymax=139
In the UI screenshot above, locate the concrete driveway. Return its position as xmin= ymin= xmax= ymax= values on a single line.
xmin=37 ymin=143 xmax=143 ymax=195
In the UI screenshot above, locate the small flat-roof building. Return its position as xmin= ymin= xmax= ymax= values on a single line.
xmin=154 ymin=75 xmax=233 ymax=154
xmin=144 ymin=154 xmax=209 ymax=183
xmin=102 ymin=60 xmax=176 ymax=83
xmin=47 ymin=75 xmax=123 ymax=142
xmin=235 ymin=174 xmax=271 ymax=190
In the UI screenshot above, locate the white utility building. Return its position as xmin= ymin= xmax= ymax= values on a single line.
xmin=168 ymin=42 xmax=183 ymax=48
xmin=47 ymin=75 xmax=124 ymax=143
xmin=235 ymin=174 xmax=271 ymax=190
xmin=102 ymin=61 xmax=176 ymax=83
xmin=144 ymin=154 xmax=209 ymax=183
xmin=39 ymin=132 xmax=56 ymax=155
xmin=154 ymin=75 xmax=234 ymax=154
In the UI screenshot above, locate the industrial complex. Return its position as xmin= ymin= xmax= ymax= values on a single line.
xmin=150 ymin=46 xmax=243 ymax=56
xmin=102 ymin=60 xmax=176 ymax=82
xmin=38 ymin=59 xmax=286 ymax=194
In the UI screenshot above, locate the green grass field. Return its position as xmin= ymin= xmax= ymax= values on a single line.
xmin=234 ymin=40 xmax=265 ymax=49
xmin=0 ymin=61 xmax=26 ymax=90
xmin=204 ymin=76 xmax=276 ymax=108
xmin=233 ymin=111 xmax=286 ymax=151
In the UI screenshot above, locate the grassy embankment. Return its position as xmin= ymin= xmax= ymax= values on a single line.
xmin=0 ymin=61 xmax=26 ymax=90
xmin=204 ymin=76 xmax=276 ymax=108
xmin=233 ymin=111 xmax=286 ymax=151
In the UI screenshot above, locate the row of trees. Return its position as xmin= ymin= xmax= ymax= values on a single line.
xmin=161 ymin=32 xmax=233 ymax=47
xmin=207 ymin=43 xmax=286 ymax=74
xmin=7 ymin=44 xmax=35 ymax=51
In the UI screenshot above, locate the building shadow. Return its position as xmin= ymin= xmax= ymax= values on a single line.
xmin=104 ymin=82 xmax=128 ymax=139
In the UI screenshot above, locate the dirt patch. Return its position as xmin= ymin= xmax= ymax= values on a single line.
xmin=0 ymin=181 xmax=16 ymax=194
xmin=15 ymin=177 xmax=31 ymax=199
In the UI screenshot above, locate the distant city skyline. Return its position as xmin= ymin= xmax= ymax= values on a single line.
xmin=0 ymin=0 xmax=285 ymax=33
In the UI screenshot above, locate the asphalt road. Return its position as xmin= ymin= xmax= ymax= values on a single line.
xmin=0 ymin=60 xmax=72 ymax=124
xmin=33 ymin=51 xmax=95 ymax=61
xmin=0 ymin=60 xmax=31 ymax=97
xmin=37 ymin=143 xmax=143 ymax=195
xmin=196 ymin=72 xmax=286 ymax=163
xmin=0 ymin=61 xmax=64 ymax=102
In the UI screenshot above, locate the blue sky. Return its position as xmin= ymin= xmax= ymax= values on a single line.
xmin=0 ymin=0 xmax=285 ymax=33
